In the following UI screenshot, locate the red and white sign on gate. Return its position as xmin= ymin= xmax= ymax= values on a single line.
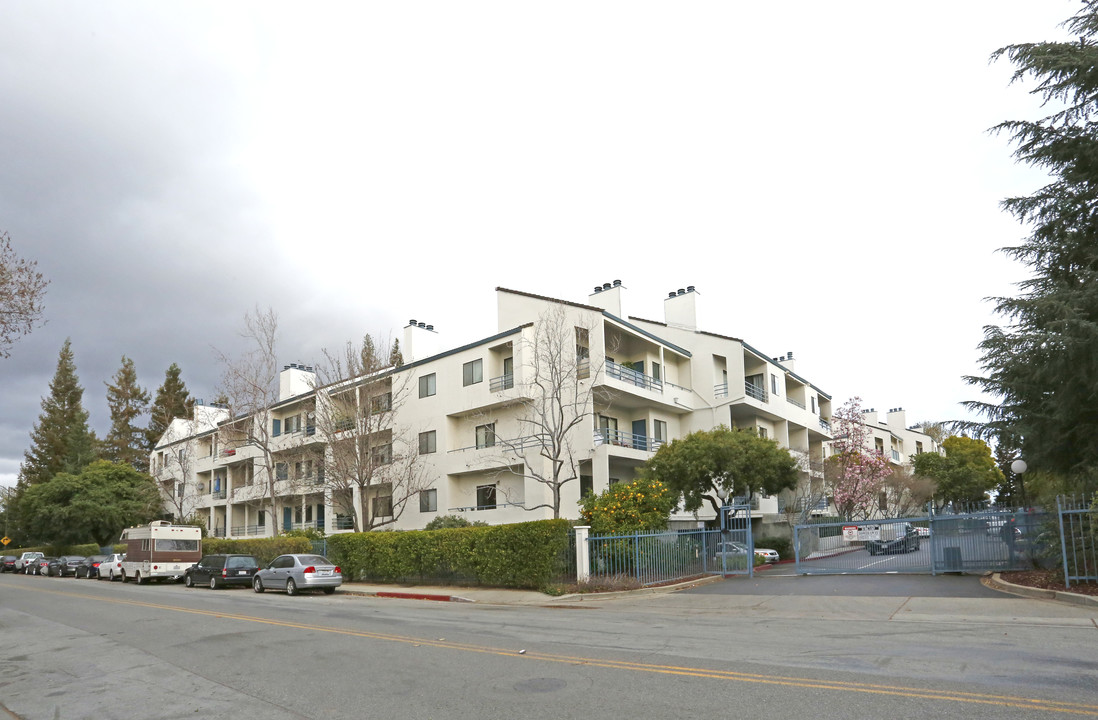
xmin=842 ymin=526 xmax=859 ymax=542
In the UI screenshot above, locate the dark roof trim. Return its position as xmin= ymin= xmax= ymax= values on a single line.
xmin=602 ymin=312 xmax=691 ymax=358
xmin=737 ymin=342 xmax=832 ymax=400
xmin=496 ymin=286 xmax=602 ymax=312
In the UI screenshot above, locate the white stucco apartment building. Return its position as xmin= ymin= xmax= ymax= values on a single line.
xmin=150 ymin=283 xmax=834 ymax=537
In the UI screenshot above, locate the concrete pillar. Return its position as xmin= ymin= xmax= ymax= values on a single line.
xmin=575 ymin=526 xmax=591 ymax=583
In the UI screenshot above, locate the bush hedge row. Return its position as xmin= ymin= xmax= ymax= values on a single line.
xmin=201 ymin=537 xmax=313 ymax=567
xmin=327 ymin=519 xmax=572 ymax=590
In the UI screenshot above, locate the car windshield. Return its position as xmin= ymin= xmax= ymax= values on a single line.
xmin=154 ymin=539 xmax=199 ymax=552
xmin=226 ymin=556 xmax=257 ymax=569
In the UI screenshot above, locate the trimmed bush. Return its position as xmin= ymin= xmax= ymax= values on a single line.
xmin=201 ymin=537 xmax=313 ymax=567
xmin=327 ymin=519 xmax=571 ymax=590
xmin=755 ymin=536 xmax=791 ymax=561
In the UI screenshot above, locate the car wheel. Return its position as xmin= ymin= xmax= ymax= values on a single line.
xmin=184 ymin=574 xmax=194 ymax=588
xmin=109 ymin=571 xmax=116 ymax=581
xmin=253 ymin=576 xmax=264 ymax=593
xmin=210 ymin=577 xmax=219 ymax=590
xmin=323 ymin=587 xmax=335 ymax=595
xmin=285 ymin=578 xmax=298 ymax=596
xmin=136 ymin=572 xmax=146 ymax=585
xmin=121 ymin=570 xmax=128 ymax=583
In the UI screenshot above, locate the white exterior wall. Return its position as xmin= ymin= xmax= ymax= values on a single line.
xmin=152 ymin=284 xmax=835 ymax=537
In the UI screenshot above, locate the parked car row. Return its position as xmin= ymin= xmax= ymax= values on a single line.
xmin=2 ymin=551 xmax=342 ymax=596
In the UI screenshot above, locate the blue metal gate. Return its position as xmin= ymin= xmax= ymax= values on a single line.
xmin=794 ymin=505 xmax=1049 ymax=575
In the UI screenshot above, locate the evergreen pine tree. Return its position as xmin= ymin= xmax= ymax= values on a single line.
xmin=964 ymin=4 xmax=1098 ymax=491
xmin=146 ymin=363 xmax=194 ymax=450
xmin=17 ymin=338 xmax=97 ymax=488
xmin=389 ymin=338 xmax=403 ymax=367
xmin=103 ymin=355 xmax=151 ymax=471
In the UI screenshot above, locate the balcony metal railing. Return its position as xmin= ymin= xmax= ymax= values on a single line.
xmin=334 ymin=418 xmax=355 ymax=432
xmin=448 ymin=501 xmax=526 ymax=512
xmin=787 ymin=397 xmax=806 ymax=410
xmin=891 ymin=449 xmax=901 ymax=462
xmin=489 ymin=373 xmax=515 ymax=392
xmin=745 ymin=382 xmax=768 ymax=402
xmin=213 ymin=490 xmax=227 ymax=500
xmin=230 ymin=524 xmax=267 ymax=537
xmin=292 ymin=521 xmax=322 ymax=531
xmin=594 ymin=428 xmax=663 ymax=452
xmin=331 ymin=516 xmax=355 ymax=530
xmin=449 ymin=434 xmax=549 ymax=453
xmin=606 ymin=360 xmax=664 ymax=392
xmin=714 ymin=383 xmax=729 ymax=399
xmin=819 ymin=418 xmax=831 ymax=432
xmin=211 ymin=527 xmax=226 ymax=538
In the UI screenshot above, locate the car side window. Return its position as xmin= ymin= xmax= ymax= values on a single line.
xmin=272 ymin=556 xmax=293 ymax=569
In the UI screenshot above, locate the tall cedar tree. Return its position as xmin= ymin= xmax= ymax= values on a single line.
xmin=18 ymin=338 xmax=97 ymax=487
xmin=103 ymin=356 xmax=151 ymax=471
xmin=146 ymin=363 xmax=194 ymax=450
xmin=964 ymin=3 xmax=1098 ymax=491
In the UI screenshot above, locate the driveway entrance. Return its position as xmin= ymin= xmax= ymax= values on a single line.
xmin=793 ymin=508 xmax=1047 ymax=575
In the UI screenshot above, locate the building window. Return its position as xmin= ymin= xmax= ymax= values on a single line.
xmin=653 ymin=420 xmax=667 ymax=445
xmin=757 ymin=426 xmax=768 ymax=440
xmin=257 ymin=511 xmax=265 ymax=527
xmin=580 ymin=475 xmax=593 ymax=497
xmin=371 ymin=443 xmax=393 ymax=465
xmin=420 ymin=489 xmax=437 ymax=513
xmin=875 ymin=438 xmax=885 ymax=455
xmin=419 ymin=430 xmax=437 ymax=455
xmin=651 ymin=362 xmax=661 ymax=382
xmin=915 ymin=441 xmax=924 ymax=455
xmin=275 ymin=462 xmax=289 ymax=481
xmin=284 ymin=414 xmax=301 ymax=434
xmin=463 ymin=359 xmax=483 ymax=386
xmin=419 ymin=373 xmax=436 ymax=398
xmin=811 ymin=396 xmax=817 ymax=414
xmin=372 ymin=495 xmax=393 ymax=517
xmin=476 ymin=484 xmax=497 ymax=510
xmin=771 ymin=374 xmax=779 ymax=395
xmin=575 ymin=327 xmax=589 ymax=359
xmin=272 ymin=418 xmax=281 ymax=437
xmin=476 ymin=423 xmax=496 ymax=449
xmin=879 ymin=492 xmax=888 ymax=513
xmin=176 ymin=482 xmax=184 ymax=498
xmin=371 ymin=392 xmax=392 ymax=414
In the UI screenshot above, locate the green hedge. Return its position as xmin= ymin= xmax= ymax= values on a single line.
xmin=201 ymin=537 xmax=313 ymax=567
xmin=327 ymin=519 xmax=572 ymax=590
xmin=755 ymin=536 xmax=792 ymax=561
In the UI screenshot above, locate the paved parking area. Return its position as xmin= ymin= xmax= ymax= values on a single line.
xmin=681 ymin=571 xmax=1006 ymax=598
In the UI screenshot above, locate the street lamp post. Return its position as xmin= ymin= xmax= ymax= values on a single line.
xmin=1011 ymin=459 xmax=1028 ymax=510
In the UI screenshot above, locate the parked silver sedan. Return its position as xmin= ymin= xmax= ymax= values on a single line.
xmin=252 ymin=554 xmax=342 ymax=596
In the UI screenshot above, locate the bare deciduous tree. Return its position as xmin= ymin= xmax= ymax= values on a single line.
xmin=313 ymin=335 xmax=429 ymax=532
xmin=488 ymin=306 xmax=606 ymax=518
xmin=0 ymin=230 xmax=49 ymax=359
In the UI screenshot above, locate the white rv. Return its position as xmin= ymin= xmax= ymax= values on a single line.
xmin=119 ymin=521 xmax=202 ymax=583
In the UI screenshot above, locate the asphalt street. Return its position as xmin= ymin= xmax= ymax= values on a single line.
xmin=0 ymin=571 xmax=1095 ymax=720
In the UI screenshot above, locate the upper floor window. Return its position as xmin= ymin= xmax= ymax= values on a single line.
xmin=476 ymin=484 xmax=497 ymax=510
xmin=651 ymin=362 xmax=661 ymax=382
xmin=811 ymin=395 xmax=817 ymax=414
xmin=875 ymin=438 xmax=885 ymax=455
xmin=476 ymin=423 xmax=496 ymax=449
xmin=372 ymin=495 xmax=393 ymax=517
xmin=419 ymin=430 xmax=437 ymax=455
xmin=771 ymin=374 xmax=779 ymax=395
xmin=420 ymin=489 xmax=437 ymax=513
xmin=463 ymin=359 xmax=483 ymax=386
xmin=370 ymin=392 xmax=392 ymax=414
xmin=575 ymin=327 xmax=590 ymax=360
xmin=757 ymin=426 xmax=768 ymax=440
xmin=419 ymin=373 xmax=436 ymax=398
xmin=915 ymin=441 xmax=924 ymax=455
xmin=372 ymin=443 xmax=393 ymax=465
xmin=284 ymin=414 xmax=301 ymax=434
xmin=653 ymin=420 xmax=667 ymax=444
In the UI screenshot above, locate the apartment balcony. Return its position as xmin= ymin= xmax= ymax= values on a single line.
xmin=330 ymin=516 xmax=355 ymax=530
xmin=213 ymin=489 xmax=227 ymax=500
xmin=714 ymin=383 xmax=729 ymax=399
xmin=594 ymin=428 xmax=663 ymax=453
xmin=291 ymin=521 xmax=322 ymax=531
xmin=786 ymin=396 xmax=806 ymax=410
xmin=819 ymin=418 xmax=831 ymax=432
xmin=745 ymin=382 xmax=768 ymax=403
xmin=230 ymin=524 xmax=268 ymax=537
xmin=598 ymin=360 xmax=694 ymax=412
xmin=489 ymin=373 xmax=515 ymax=392
xmin=211 ymin=527 xmax=227 ymax=538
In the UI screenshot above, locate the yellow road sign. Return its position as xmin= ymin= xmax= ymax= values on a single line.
xmin=1 ymin=537 xmax=10 ymax=546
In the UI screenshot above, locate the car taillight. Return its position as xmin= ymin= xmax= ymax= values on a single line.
xmin=303 ymin=566 xmax=315 ymax=574
xmin=222 ymin=568 xmax=228 ymax=577
xmin=334 ymin=566 xmax=341 ymax=574
xmin=92 ymin=563 xmax=100 ymax=567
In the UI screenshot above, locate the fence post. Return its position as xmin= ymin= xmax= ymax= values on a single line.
xmin=1057 ymin=497 xmax=1071 ymax=589
xmin=575 ymin=526 xmax=590 ymax=583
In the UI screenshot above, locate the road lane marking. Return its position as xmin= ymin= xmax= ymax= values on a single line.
xmin=6 ymin=582 xmax=1098 ymax=716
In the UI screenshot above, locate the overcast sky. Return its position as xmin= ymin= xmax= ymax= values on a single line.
xmin=0 ymin=1 xmax=1078 ymax=488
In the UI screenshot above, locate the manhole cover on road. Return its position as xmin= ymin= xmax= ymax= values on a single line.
xmin=513 ymin=677 xmax=566 ymax=693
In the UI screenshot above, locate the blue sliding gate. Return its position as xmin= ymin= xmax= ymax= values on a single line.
xmin=794 ymin=505 xmax=1050 ymax=575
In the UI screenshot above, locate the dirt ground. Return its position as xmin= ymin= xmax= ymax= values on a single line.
xmin=1000 ymin=568 xmax=1098 ymax=596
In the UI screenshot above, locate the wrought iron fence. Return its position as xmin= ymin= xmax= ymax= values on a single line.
xmin=1058 ymin=495 xmax=1097 ymax=588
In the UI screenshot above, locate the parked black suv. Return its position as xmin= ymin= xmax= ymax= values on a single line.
xmin=866 ymin=522 xmax=921 ymax=555
xmin=184 ymin=554 xmax=261 ymax=589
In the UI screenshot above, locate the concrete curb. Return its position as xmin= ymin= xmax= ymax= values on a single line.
xmin=984 ymin=573 xmax=1098 ymax=608
xmin=552 ymin=572 xmax=726 ymax=602
xmin=336 ymin=587 xmax=474 ymax=603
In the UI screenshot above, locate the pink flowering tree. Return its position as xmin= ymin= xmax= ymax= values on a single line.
xmin=826 ymin=397 xmax=893 ymax=520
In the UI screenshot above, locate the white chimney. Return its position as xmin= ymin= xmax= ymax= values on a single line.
xmin=403 ymin=320 xmax=442 ymax=363
xmin=664 ymin=286 xmax=698 ymax=330
xmin=279 ymin=363 xmax=316 ymax=401
xmin=782 ymin=351 xmax=795 ymax=372
xmin=588 ymin=280 xmax=625 ymax=317
xmin=887 ymin=407 xmax=907 ymax=431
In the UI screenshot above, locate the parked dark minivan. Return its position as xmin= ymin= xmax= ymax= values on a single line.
xmin=184 ymin=554 xmax=261 ymax=589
